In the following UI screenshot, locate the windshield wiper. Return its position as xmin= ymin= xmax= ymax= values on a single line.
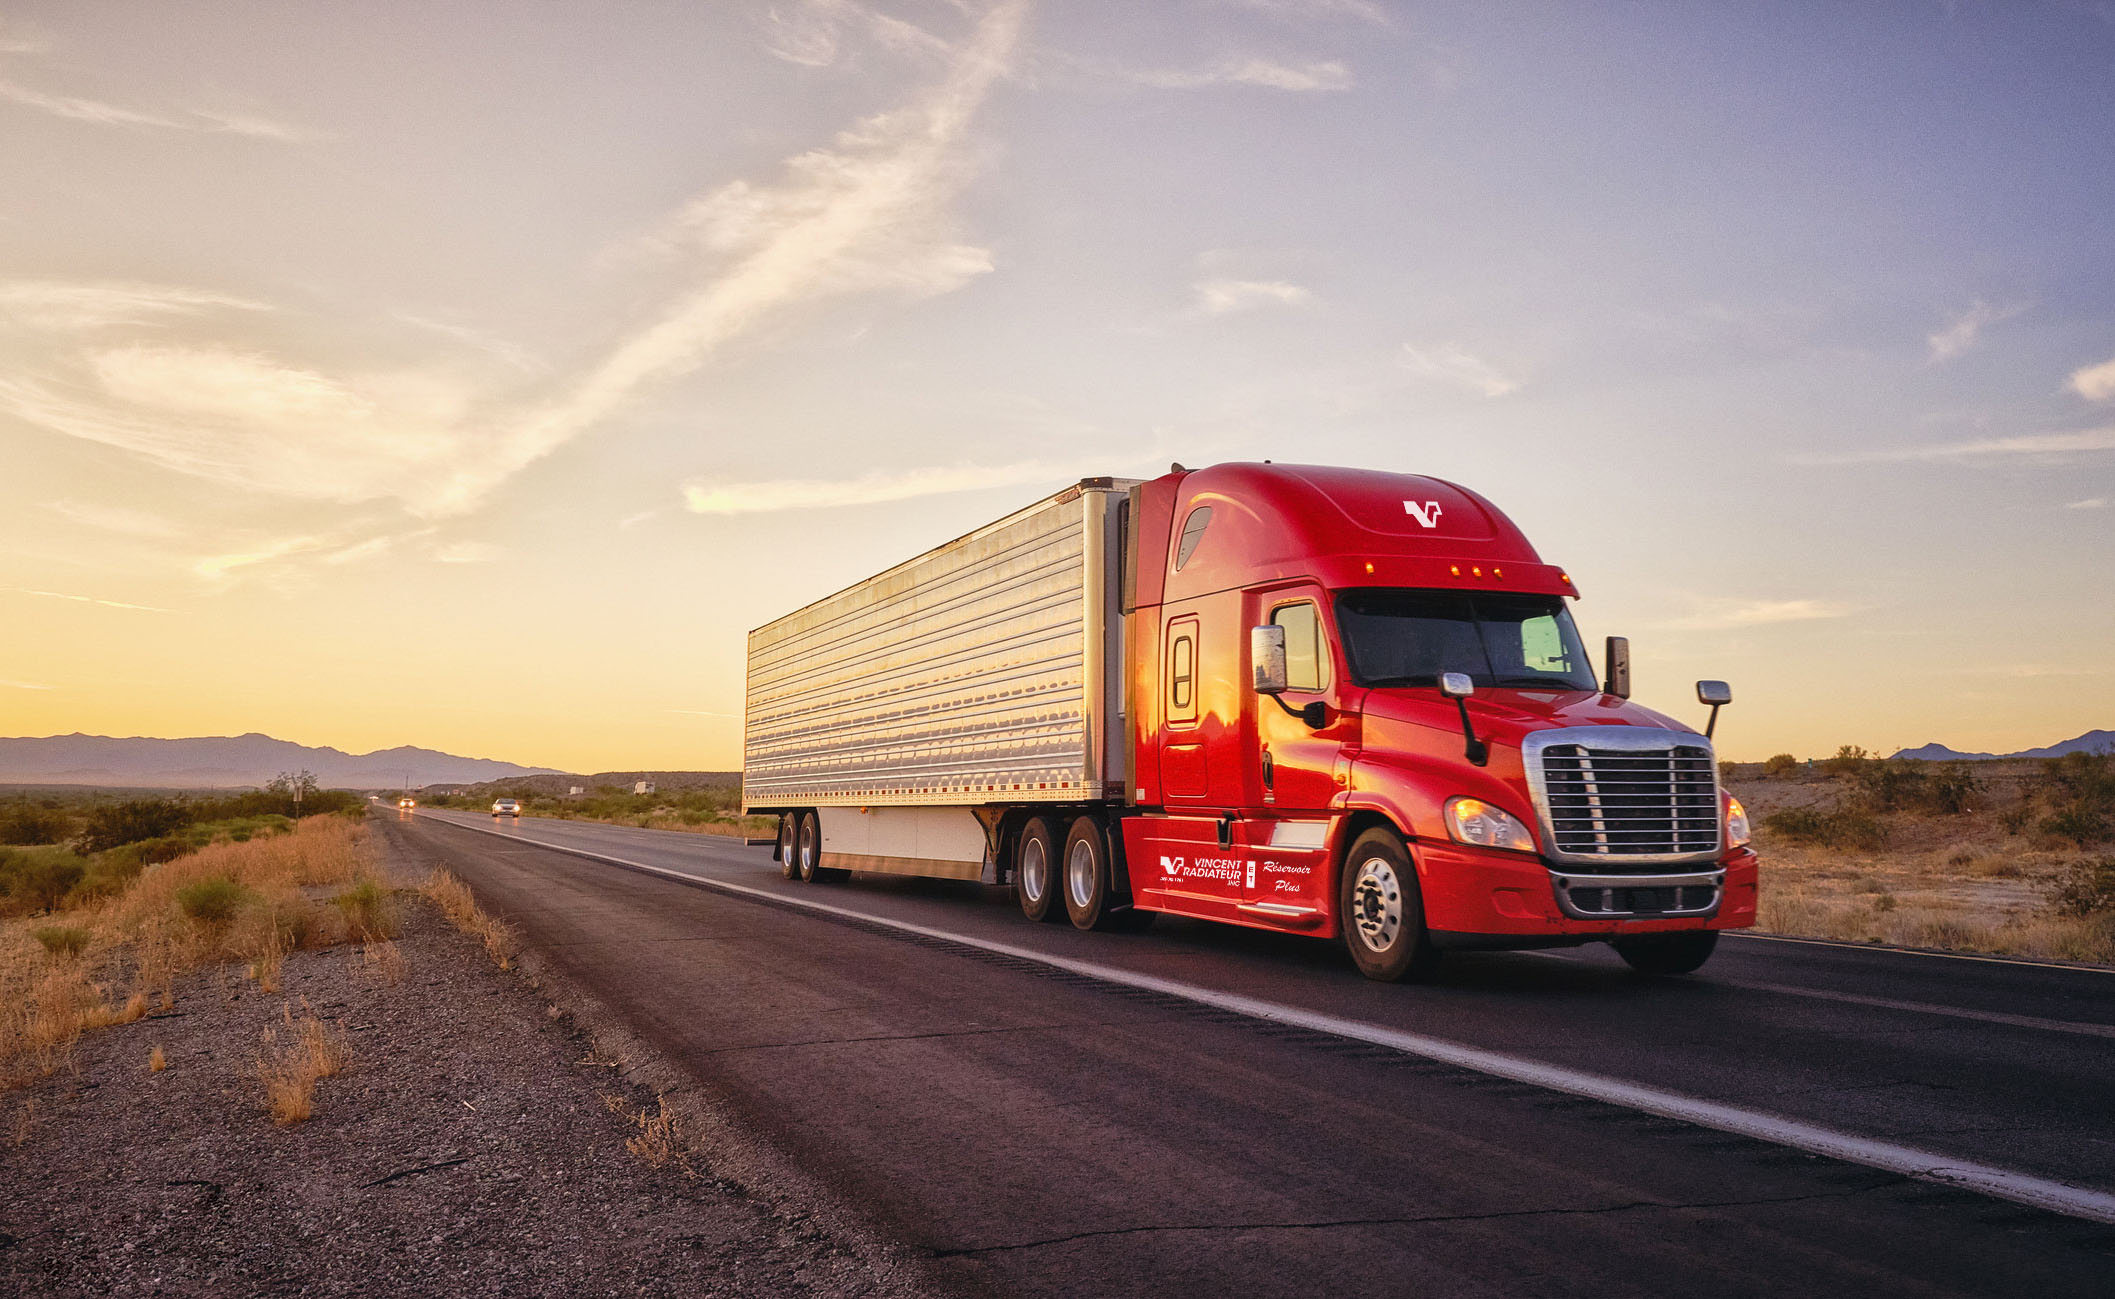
xmin=1362 ymin=675 xmax=1437 ymax=688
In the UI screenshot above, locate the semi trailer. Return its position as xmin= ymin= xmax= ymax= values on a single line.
xmin=744 ymin=461 xmax=1757 ymax=980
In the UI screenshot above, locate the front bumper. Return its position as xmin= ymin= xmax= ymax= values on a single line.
xmin=1412 ymin=839 xmax=1759 ymax=940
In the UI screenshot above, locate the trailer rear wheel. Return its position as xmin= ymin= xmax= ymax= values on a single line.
xmin=1062 ymin=815 xmax=1117 ymax=931
xmin=1016 ymin=817 xmax=1062 ymax=922
xmin=1612 ymin=930 xmax=1717 ymax=975
xmin=795 ymin=810 xmax=823 ymax=883
xmin=777 ymin=815 xmax=799 ymax=880
xmin=1338 ymin=828 xmax=1437 ymax=982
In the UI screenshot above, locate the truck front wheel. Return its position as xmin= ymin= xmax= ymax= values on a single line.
xmin=1338 ymin=829 xmax=1438 ymax=982
xmin=1016 ymin=817 xmax=1062 ymax=922
xmin=1612 ymin=930 xmax=1717 ymax=976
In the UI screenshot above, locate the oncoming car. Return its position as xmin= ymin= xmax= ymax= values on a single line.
xmin=492 ymin=798 xmax=522 ymax=818
xmin=397 ymin=797 xmax=416 ymax=810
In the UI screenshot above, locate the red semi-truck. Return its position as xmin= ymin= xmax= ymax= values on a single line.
xmin=744 ymin=462 xmax=1757 ymax=980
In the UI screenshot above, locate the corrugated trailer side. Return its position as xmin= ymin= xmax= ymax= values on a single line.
xmin=744 ymin=479 xmax=1132 ymax=880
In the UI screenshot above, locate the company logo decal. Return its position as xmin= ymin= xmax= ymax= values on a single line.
xmin=1159 ymin=854 xmax=1242 ymax=884
xmin=1403 ymin=500 xmax=1444 ymax=528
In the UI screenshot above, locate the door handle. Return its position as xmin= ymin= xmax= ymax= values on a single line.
xmin=1261 ymin=748 xmax=1275 ymax=790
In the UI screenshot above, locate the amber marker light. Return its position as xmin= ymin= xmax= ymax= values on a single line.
xmin=1450 ymin=565 xmax=1461 ymax=576
xmin=1365 ymin=562 xmax=1375 ymax=573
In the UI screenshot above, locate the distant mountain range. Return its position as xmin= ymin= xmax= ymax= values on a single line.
xmin=0 ymin=733 xmax=561 ymax=790
xmin=1891 ymin=730 xmax=2115 ymax=762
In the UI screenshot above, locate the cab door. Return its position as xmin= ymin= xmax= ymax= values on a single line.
xmin=1249 ymin=589 xmax=1353 ymax=815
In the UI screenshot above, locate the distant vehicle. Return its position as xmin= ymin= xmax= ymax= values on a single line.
xmin=397 ymin=797 xmax=417 ymax=810
xmin=745 ymin=463 xmax=1755 ymax=982
xmin=492 ymin=798 xmax=522 ymax=818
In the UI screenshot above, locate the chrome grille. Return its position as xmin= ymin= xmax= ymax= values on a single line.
xmin=1524 ymin=728 xmax=1720 ymax=866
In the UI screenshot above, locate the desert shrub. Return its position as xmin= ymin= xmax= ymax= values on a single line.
xmin=1763 ymin=753 xmax=1798 ymax=778
xmin=0 ymin=804 xmax=73 ymax=845
xmin=77 ymin=799 xmax=196 ymax=854
xmin=332 ymin=879 xmax=396 ymax=941
xmin=1855 ymin=762 xmax=1927 ymax=811
xmin=2041 ymin=804 xmax=2109 ymax=849
xmin=0 ymin=848 xmax=89 ymax=914
xmin=32 ymin=925 xmax=91 ymax=959
xmin=175 ymin=875 xmax=252 ymax=925
xmin=2051 ymin=858 xmax=2115 ymax=918
xmin=2039 ymin=752 xmax=2115 ymax=802
xmin=1761 ymin=805 xmax=1887 ymax=851
xmin=1822 ymin=745 xmax=1871 ymax=779
xmin=1926 ymin=763 xmax=1980 ymax=814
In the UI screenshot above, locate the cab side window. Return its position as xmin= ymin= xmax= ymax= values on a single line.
xmin=1174 ymin=507 xmax=1212 ymax=571
xmin=1271 ymin=602 xmax=1325 ymax=692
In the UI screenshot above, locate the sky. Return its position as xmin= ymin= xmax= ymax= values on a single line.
xmin=1 ymin=0 xmax=2111 ymax=771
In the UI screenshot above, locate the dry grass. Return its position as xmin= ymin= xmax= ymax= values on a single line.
xmin=621 ymin=1094 xmax=691 ymax=1174
xmin=1743 ymin=770 xmax=2115 ymax=965
xmin=148 ymin=1044 xmax=167 ymax=1073
xmin=422 ymin=870 xmax=517 ymax=970
xmin=0 ymin=815 xmax=375 ymax=1090
xmin=256 ymin=1004 xmax=346 ymax=1126
xmin=359 ymin=938 xmax=406 ymax=987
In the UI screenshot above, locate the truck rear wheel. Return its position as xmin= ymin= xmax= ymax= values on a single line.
xmin=1612 ymin=930 xmax=1717 ymax=976
xmin=795 ymin=810 xmax=823 ymax=883
xmin=1016 ymin=817 xmax=1062 ymax=922
xmin=778 ymin=815 xmax=799 ymax=880
xmin=1062 ymin=815 xmax=1117 ymax=931
xmin=1338 ymin=828 xmax=1437 ymax=982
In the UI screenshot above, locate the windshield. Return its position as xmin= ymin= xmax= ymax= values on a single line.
xmin=1335 ymin=589 xmax=1597 ymax=691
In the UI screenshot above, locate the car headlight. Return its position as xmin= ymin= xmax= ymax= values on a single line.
xmin=1444 ymin=796 xmax=1538 ymax=853
xmin=1723 ymin=790 xmax=1751 ymax=849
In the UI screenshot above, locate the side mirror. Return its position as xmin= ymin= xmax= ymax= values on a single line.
xmin=1436 ymin=671 xmax=1488 ymax=766
xmin=1250 ymin=625 xmax=1289 ymax=694
xmin=1697 ymin=679 xmax=1731 ymax=739
xmin=1603 ymin=636 xmax=1631 ymax=699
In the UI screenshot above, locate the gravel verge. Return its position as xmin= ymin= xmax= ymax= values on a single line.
xmin=0 ymin=822 xmax=941 ymax=1298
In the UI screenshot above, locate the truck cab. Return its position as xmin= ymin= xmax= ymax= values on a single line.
xmin=1119 ymin=463 xmax=1758 ymax=978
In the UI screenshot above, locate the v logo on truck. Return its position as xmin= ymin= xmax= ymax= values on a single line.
xmin=1161 ymin=855 xmax=1185 ymax=877
xmin=1402 ymin=500 xmax=1444 ymax=528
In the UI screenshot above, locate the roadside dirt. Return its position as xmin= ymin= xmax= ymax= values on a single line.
xmin=0 ymin=822 xmax=939 ymax=1298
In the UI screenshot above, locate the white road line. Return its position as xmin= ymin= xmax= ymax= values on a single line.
xmin=1724 ymin=980 xmax=2115 ymax=1040
xmin=1731 ymin=930 xmax=2115 ymax=976
xmin=415 ymin=811 xmax=2115 ymax=1228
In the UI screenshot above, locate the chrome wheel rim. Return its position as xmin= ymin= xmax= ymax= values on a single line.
xmin=1066 ymin=837 xmax=1097 ymax=910
xmin=1020 ymin=837 xmax=1048 ymax=903
xmin=1350 ymin=856 xmax=1403 ymax=951
xmin=798 ymin=822 xmax=818 ymax=879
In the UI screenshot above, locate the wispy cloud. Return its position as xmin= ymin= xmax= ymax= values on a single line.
xmin=761 ymin=0 xmax=956 ymax=68
xmin=1664 ymin=598 xmax=1854 ymax=631
xmin=0 ymin=2 xmax=1028 ymax=580
xmin=1132 ymin=58 xmax=1353 ymax=92
xmin=0 ymin=679 xmax=55 ymax=691
xmin=683 ymin=459 xmax=1070 ymax=515
xmin=4 ymin=585 xmax=172 ymax=613
xmin=2069 ymin=355 xmax=2115 ymax=402
xmin=1401 ymin=342 xmax=1518 ymax=397
xmin=1792 ymin=427 xmax=2115 ymax=465
xmin=47 ymin=499 xmax=185 ymax=540
xmin=1195 ymin=278 xmax=1312 ymax=314
xmin=2067 ymin=496 xmax=2109 ymax=510
xmin=432 ymin=541 xmax=504 ymax=564
xmin=1926 ymin=299 xmax=2022 ymax=363
xmin=1219 ymin=0 xmax=1391 ymax=23
xmin=0 ymin=78 xmax=317 ymax=140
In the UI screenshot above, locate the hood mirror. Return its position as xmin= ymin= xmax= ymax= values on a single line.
xmin=1696 ymin=679 xmax=1731 ymax=739
xmin=1602 ymin=636 xmax=1631 ymax=699
xmin=1436 ymin=671 xmax=1488 ymax=767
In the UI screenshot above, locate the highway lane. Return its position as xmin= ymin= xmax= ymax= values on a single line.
xmin=384 ymin=809 xmax=2115 ymax=1296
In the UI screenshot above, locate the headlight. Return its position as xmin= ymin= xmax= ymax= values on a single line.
xmin=1444 ymin=796 xmax=1537 ymax=853
xmin=1723 ymin=790 xmax=1751 ymax=849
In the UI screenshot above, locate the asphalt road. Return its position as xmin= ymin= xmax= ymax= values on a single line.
xmin=382 ymin=808 xmax=2115 ymax=1297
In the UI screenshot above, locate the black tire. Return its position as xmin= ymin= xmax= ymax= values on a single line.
xmin=778 ymin=814 xmax=799 ymax=880
xmin=795 ymin=810 xmax=822 ymax=883
xmin=1062 ymin=814 xmax=1117 ymax=931
xmin=1613 ymin=930 xmax=1718 ymax=976
xmin=1015 ymin=817 xmax=1062 ymax=922
xmin=1337 ymin=828 xmax=1438 ymax=982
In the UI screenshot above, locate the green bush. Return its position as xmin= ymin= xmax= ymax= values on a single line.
xmin=1762 ymin=753 xmax=1798 ymax=778
xmin=0 ymin=848 xmax=89 ymax=914
xmin=1761 ymin=805 xmax=1887 ymax=851
xmin=78 ymin=799 xmax=196 ymax=853
xmin=175 ymin=875 xmax=252 ymax=925
xmin=0 ymin=803 xmax=73 ymax=845
xmin=333 ymin=879 xmax=396 ymax=941
xmin=32 ymin=924 xmax=91 ymax=959
xmin=1822 ymin=745 xmax=1871 ymax=779
xmin=2052 ymin=858 xmax=2115 ymax=918
xmin=2041 ymin=805 xmax=2109 ymax=849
